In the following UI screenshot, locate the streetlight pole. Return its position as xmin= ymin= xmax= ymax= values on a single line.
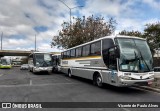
xmin=58 ymin=0 xmax=83 ymax=27
xmin=1 ymin=32 xmax=3 ymax=50
xmin=35 ymin=34 xmax=36 ymax=51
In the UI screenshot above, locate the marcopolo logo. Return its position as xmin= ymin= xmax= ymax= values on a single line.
xmin=2 ymin=103 xmax=11 ymax=108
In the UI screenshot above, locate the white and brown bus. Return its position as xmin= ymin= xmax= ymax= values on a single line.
xmin=60 ymin=35 xmax=154 ymax=87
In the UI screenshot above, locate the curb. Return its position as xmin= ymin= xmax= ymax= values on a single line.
xmin=137 ymin=86 xmax=160 ymax=93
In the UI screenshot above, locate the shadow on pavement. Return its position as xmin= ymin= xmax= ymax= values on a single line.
xmin=58 ymin=74 xmax=148 ymax=94
xmin=33 ymin=71 xmax=51 ymax=75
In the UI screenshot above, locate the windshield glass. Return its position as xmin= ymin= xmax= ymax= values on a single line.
xmin=0 ymin=59 xmax=11 ymax=65
xmin=35 ymin=53 xmax=52 ymax=67
xmin=116 ymin=38 xmax=153 ymax=72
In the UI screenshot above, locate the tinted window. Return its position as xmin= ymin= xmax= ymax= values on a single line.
xmin=76 ymin=47 xmax=82 ymax=57
xmin=108 ymin=48 xmax=117 ymax=69
xmin=35 ymin=54 xmax=52 ymax=67
xmin=66 ymin=51 xmax=70 ymax=58
xmin=71 ymin=49 xmax=76 ymax=57
xmin=102 ymin=39 xmax=114 ymax=67
xmin=102 ymin=39 xmax=114 ymax=50
xmin=63 ymin=51 xmax=67 ymax=58
xmin=91 ymin=41 xmax=101 ymax=55
xmin=82 ymin=45 xmax=90 ymax=56
xmin=61 ymin=52 xmax=64 ymax=59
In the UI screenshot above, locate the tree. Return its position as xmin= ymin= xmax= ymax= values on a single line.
xmin=51 ymin=15 xmax=116 ymax=49
xmin=119 ymin=30 xmax=142 ymax=37
xmin=143 ymin=22 xmax=160 ymax=54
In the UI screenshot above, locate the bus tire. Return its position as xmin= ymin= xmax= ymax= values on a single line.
xmin=94 ymin=73 xmax=103 ymax=87
xmin=68 ymin=69 xmax=72 ymax=78
xmin=32 ymin=68 xmax=36 ymax=74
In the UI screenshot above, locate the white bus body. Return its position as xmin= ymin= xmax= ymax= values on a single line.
xmin=28 ymin=52 xmax=53 ymax=73
xmin=61 ymin=35 xmax=154 ymax=87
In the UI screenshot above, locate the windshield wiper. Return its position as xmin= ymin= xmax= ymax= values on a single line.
xmin=134 ymin=50 xmax=140 ymax=60
xmin=42 ymin=61 xmax=49 ymax=67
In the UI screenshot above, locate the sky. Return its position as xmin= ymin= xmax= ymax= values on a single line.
xmin=0 ymin=0 xmax=160 ymax=52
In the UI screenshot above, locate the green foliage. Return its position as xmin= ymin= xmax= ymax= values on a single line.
xmin=119 ymin=30 xmax=142 ymax=37
xmin=143 ymin=22 xmax=160 ymax=54
xmin=51 ymin=15 xmax=116 ymax=49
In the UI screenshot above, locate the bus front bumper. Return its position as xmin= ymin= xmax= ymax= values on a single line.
xmin=118 ymin=78 xmax=154 ymax=87
xmin=0 ymin=65 xmax=12 ymax=69
xmin=34 ymin=67 xmax=53 ymax=72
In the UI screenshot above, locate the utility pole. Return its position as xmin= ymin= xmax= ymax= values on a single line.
xmin=35 ymin=34 xmax=36 ymax=51
xmin=1 ymin=32 xmax=3 ymax=50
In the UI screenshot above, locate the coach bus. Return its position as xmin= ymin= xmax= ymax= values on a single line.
xmin=0 ymin=57 xmax=12 ymax=69
xmin=28 ymin=52 xmax=53 ymax=73
xmin=61 ymin=35 xmax=154 ymax=87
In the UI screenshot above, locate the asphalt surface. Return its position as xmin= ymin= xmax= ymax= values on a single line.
xmin=0 ymin=67 xmax=160 ymax=111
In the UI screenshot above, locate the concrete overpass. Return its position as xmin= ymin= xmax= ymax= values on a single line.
xmin=0 ymin=50 xmax=61 ymax=57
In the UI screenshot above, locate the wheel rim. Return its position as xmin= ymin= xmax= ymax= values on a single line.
xmin=97 ymin=76 xmax=102 ymax=86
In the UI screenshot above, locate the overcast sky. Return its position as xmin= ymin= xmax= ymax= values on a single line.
xmin=0 ymin=0 xmax=160 ymax=52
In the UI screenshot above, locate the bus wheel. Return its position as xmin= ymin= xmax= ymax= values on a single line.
xmin=68 ymin=70 xmax=72 ymax=78
xmin=96 ymin=74 xmax=103 ymax=87
xmin=29 ymin=68 xmax=32 ymax=72
xmin=32 ymin=68 xmax=35 ymax=73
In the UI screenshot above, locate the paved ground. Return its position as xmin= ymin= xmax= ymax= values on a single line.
xmin=150 ymin=77 xmax=160 ymax=89
xmin=0 ymin=67 xmax=160 ymax=111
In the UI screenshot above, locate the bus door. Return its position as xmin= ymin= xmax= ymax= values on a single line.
xmin=108 ymin=47 xmax=118 ymax=84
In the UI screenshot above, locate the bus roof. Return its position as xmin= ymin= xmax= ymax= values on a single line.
xmin=29 ymin=51 xmax=52 ymax=56
xmin=30 ymin=51 xmax=51 ymax=54
xmin=63 ymin=35 xmax=146 ymax=52
xmin=115 ymin=35 xmax=145 ymax=40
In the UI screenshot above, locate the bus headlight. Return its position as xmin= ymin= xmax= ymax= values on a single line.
xmin=119 ymin=76 xmax=132 ymax=80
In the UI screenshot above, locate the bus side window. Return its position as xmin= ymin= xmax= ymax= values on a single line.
xmin=108 ymin=47 xmax=117 ymax=70
xmin=82 ymin=44 xmax=90 ymax=56
xmin=64 ymin=52 xmax=67 ymax=59
xmin=71 ymin=49 xmax=76 ymax=58
xmin=67 ymin=51 xmax=70 ymax=58
xmin=102 ymin=39 xmax=114 ymax=67
xmin=76 ymin=47 xmax=82 ymax=57
xmin=91 ymin=41 xmax=101 ymax=55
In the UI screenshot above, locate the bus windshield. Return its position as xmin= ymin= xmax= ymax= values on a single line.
xmin=0 ymin=59 xmax=11 ymax=65
xmin=116 ymin=38 xmax=153 ymax=72
xmin=35 ymin=53 xmax=52 ymax=67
